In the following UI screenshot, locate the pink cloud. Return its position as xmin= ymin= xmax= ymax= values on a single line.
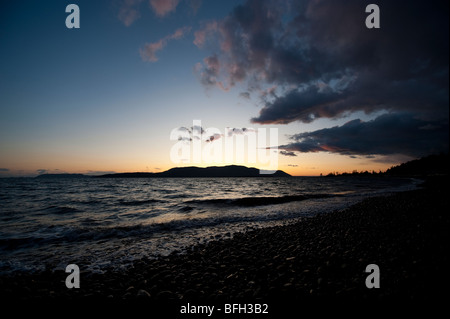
xmin=170 ymin=26 xmax=191 ymax=40
xmin=118 ymin=0 xmax=143 ymax=26
xmin=193 ymin=21 xmax=218 ymax=48
xmin=140 ymin=26 xmax=191 ymax=62
xmin=149 ymin=0 xmax=180 ymax=17
xmin=193 ymin=30 xmax=206 ymax=48
xmin=140 ymin=39 xmax=165 ymax=62
xmin=189 ymin=0 xmax=202 ymax=15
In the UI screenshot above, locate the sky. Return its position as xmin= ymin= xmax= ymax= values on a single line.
xmin=0 ymin=0 xmax=448 ymax=177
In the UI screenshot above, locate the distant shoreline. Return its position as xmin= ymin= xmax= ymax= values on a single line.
xmin=35 ymin=165 xmax=291 ymax=178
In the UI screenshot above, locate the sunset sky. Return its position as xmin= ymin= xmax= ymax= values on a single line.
xmin=0 ymin=0 xmax=448 ymax=177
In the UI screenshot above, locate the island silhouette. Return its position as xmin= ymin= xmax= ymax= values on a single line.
xmin=36 ymin=165 xmax=291 ymax=178
xmin=96 ymin=165 xmax=291 ymax=178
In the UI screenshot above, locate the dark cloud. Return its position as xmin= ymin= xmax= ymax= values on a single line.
xmin=177 ymin=126 xmax=191 ymax=133
xmin=0 ymin=168 xmax=10 ymax=172
xmin=279 ymin=150 xmax=297 ymax=157
xmin=239 ymin=92 xmax=251 ymax=99
xmin=197 ymin=54 xmax=222 ymax=87
xmin=287 ymin=164 xmax=298 ymax=167
xmin=174 ymin=125 xmax=258 ymax=144
xmin=225 ymin=127 xmax=256 ymax=137
xmin=251 ymin=85 xmax=352 ymax=124
xmin=195 ymin=0 xmax=448 ymax=125
xmin=205 ymin=132 xmax=222 ymax=142
xmin=192 ymin=124 xmax=205 ymax=135
xmin=204 ymin=127 xmax=257 ymax=142
xmin=279 ymin=113 xmax=449 ymax=157
xmin=174 ymin=125 xmax=205 ymax=135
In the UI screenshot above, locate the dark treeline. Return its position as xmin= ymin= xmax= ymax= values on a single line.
xmin=322 ymin=153 xmax=449 ymax=177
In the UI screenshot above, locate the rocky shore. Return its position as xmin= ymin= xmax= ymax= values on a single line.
xmin=1 ymin=179 xmax=449 ymax=314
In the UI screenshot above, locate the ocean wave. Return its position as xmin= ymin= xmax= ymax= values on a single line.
xmin=164 ymin=193 xmax=194 ymax=199
xmin=117 ymin=199 xmax=164 ymax=206
xmin=0 ymin=208 xmax=309 ymax=251
xmin=178 ymin=206 xmax=194 ymax=212
xmin=186 ymin=193 xmax=336 ymax=207
xmin=36 ymin=205 xmax=81 ymax=215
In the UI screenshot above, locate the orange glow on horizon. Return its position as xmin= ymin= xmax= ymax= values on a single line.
xmin=0 ymin=149 xmax=406 ymax=177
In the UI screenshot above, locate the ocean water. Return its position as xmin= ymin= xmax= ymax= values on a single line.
xmin=0 ymin=176 xmax=419 ymax=275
